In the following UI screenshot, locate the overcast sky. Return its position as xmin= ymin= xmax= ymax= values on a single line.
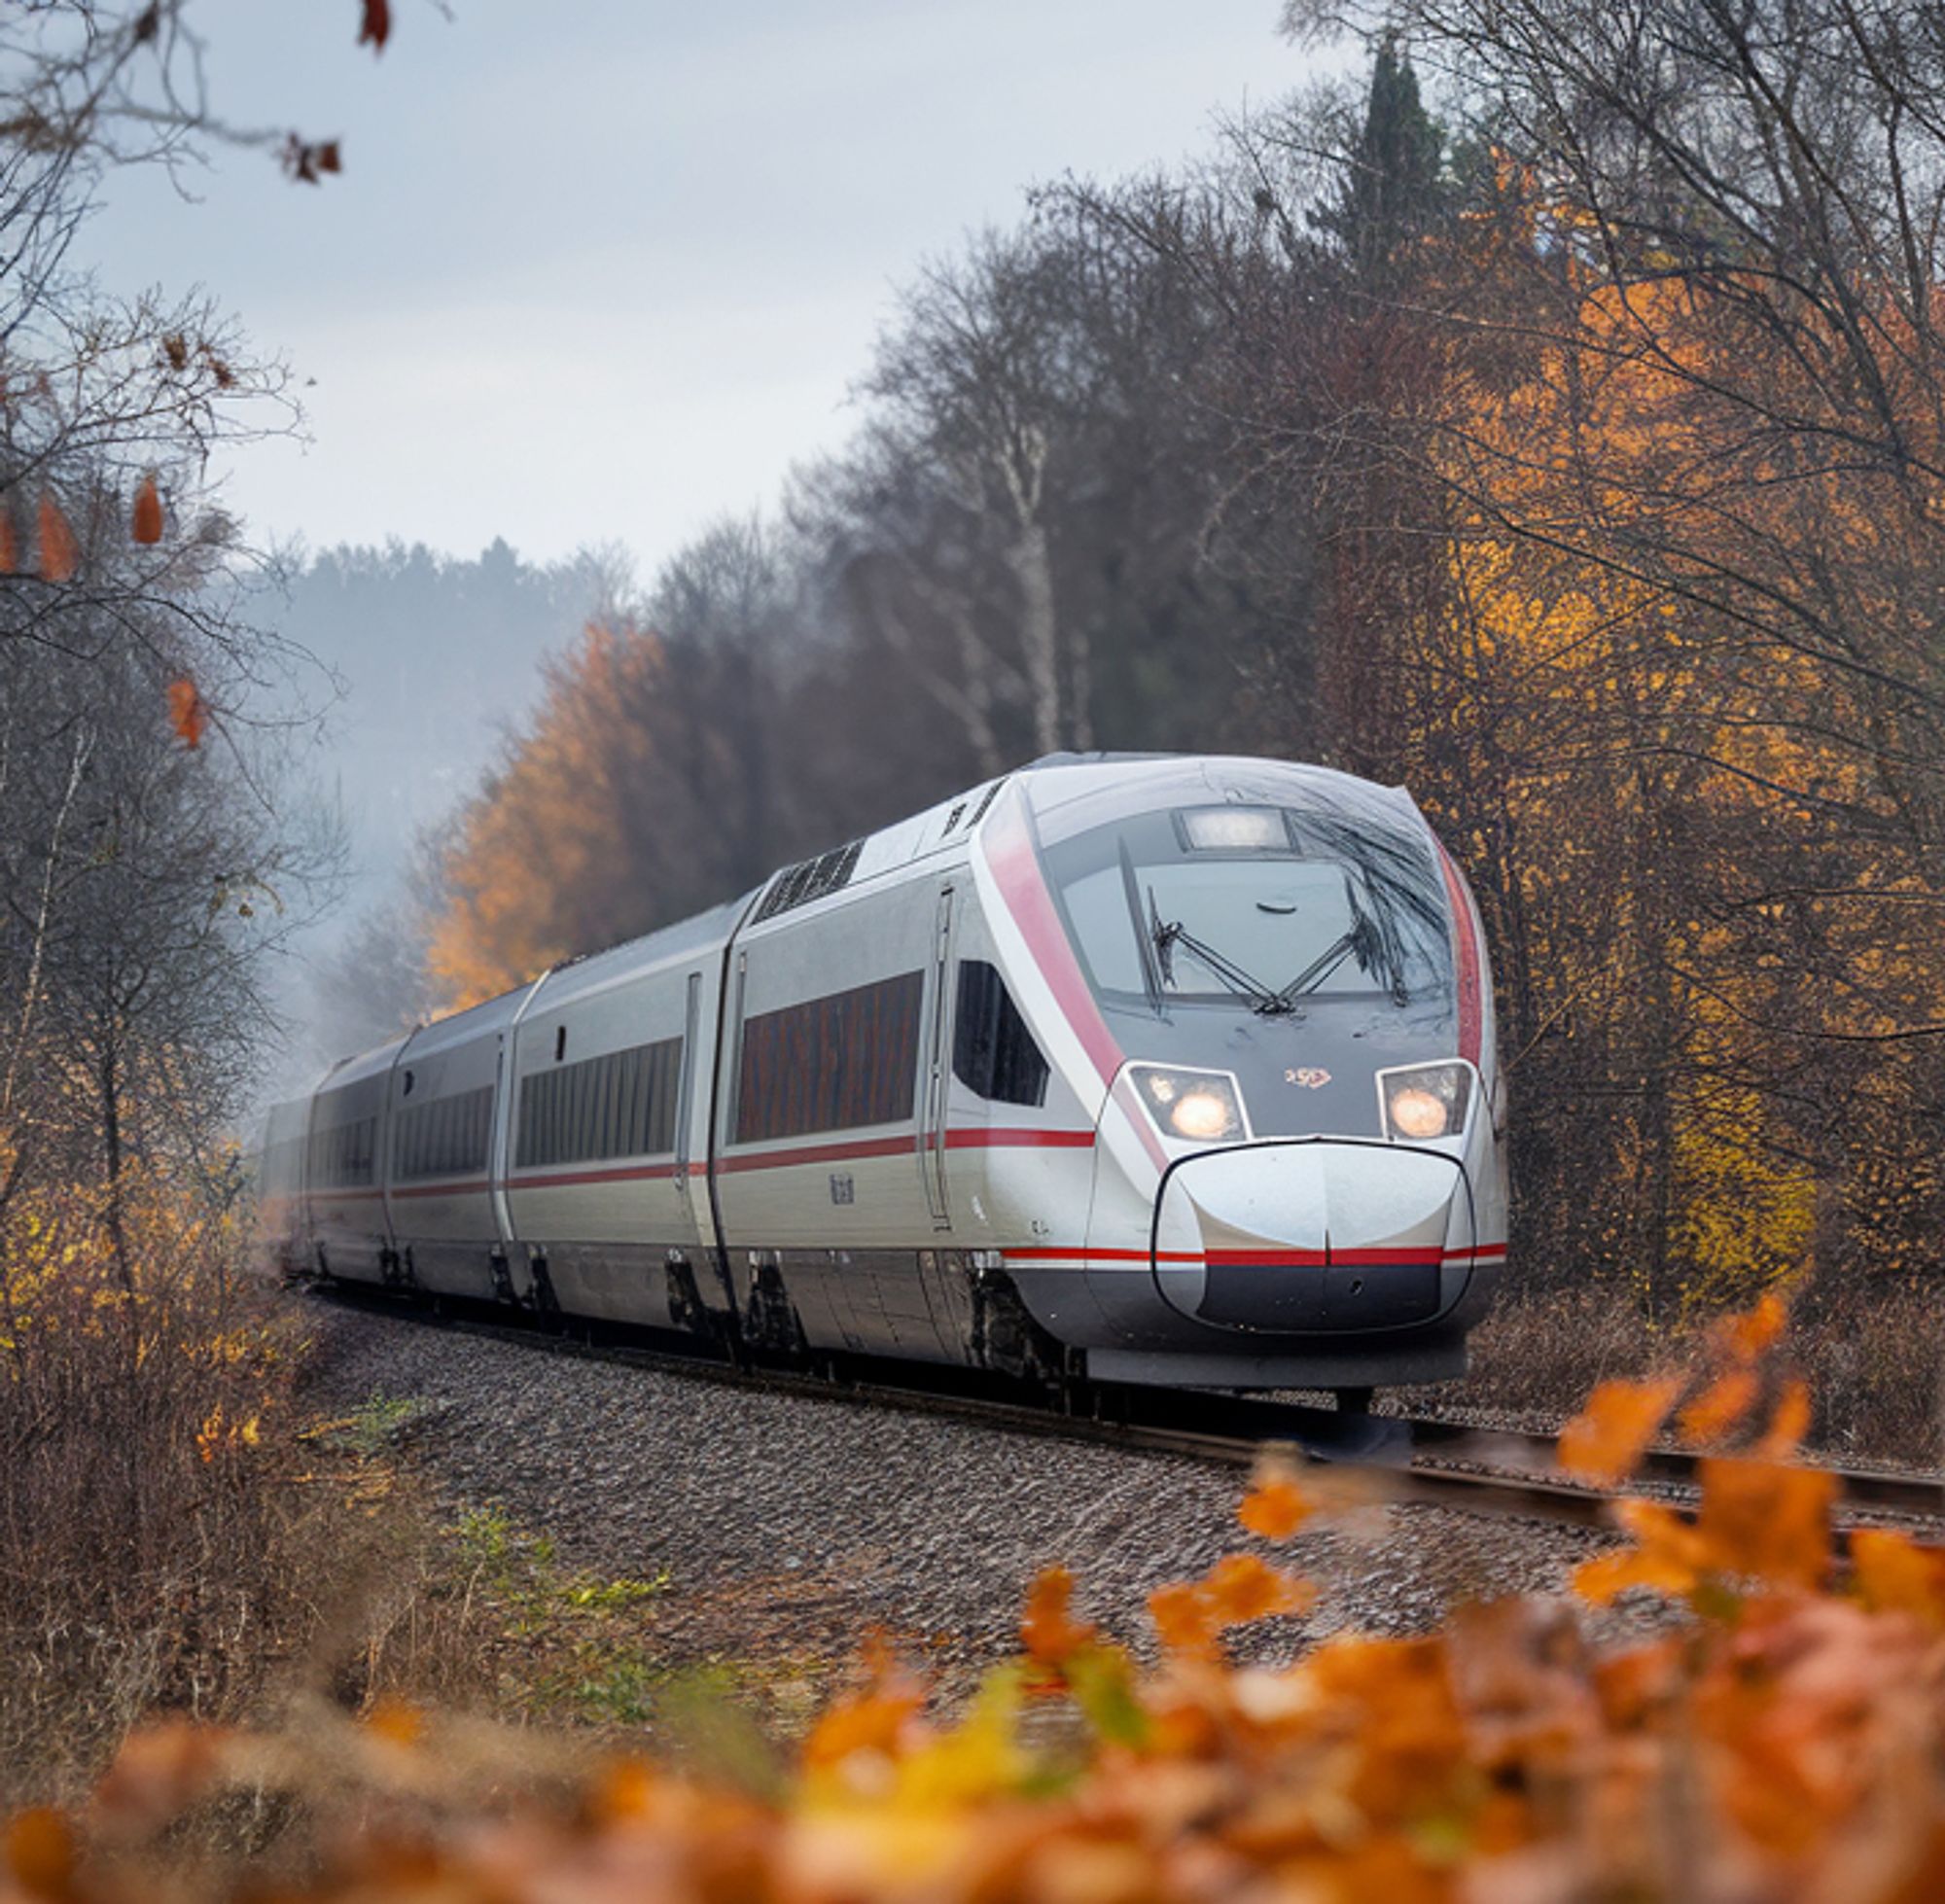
xmin=77 ymin=1 xmax=1306 ymax=574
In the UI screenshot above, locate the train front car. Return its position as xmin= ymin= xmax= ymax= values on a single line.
xmin=976 ymin=757 xmax=1506 ymax=1396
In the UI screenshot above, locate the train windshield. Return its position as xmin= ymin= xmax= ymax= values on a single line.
xmin=1042 ymin=802 xmax=1452 ymax=1012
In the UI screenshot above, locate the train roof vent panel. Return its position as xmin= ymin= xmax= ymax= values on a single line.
xmin=752 ymin=837 xmax=865 ymax=923
xmin=968 ymin=777 xmax=1009 ymax=829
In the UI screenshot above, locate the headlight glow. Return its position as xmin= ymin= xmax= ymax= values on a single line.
xmin=1170 ymin=1090 xmax=1236 ymax=1141
xmin=1387 ymin=1086 xmax=1450 ymax=1139
xmin=1129 ymin=1065 xmax=1247 ymax=1143
xmin=1380 ymin=1062 xmax=1472 ymax=1142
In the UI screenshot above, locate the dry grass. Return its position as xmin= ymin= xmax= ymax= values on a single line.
xmin=0 ymin=1206 xmax=501 ymax=1817
xmin=1788 ymin=1281 xmax=1945 ymax=1464
xmin=1449 ymin=1278 xmax=1945 ymax=1466
xmin=1443 ymin=1285 xmax=1674 ymax=1424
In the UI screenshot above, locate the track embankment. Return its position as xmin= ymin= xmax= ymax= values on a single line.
xmin=297 ymin=1295 xmax=1627 ymax=1698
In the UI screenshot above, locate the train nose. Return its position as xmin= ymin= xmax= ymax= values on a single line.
xmin=1149 ymin=1141 xmax=1471 ymax=1334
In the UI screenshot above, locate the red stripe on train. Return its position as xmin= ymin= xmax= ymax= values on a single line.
xmin=506 ymin=1161 xmax=687 ymax=1190
xmin=716 ymin=1126 xmax=1095 ymax=1176
xmin=1435 ymin=840 xmax=1484 ymax=1066
xmin=980 ymin=787 xmax=1124 ymax=1089
xmin=316 ymin=1128 xmax=1097 ymax=1203
xmin=1007 ymin=1244 xmax=1505 ymax=1268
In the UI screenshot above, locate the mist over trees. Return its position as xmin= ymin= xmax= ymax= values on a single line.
xmin=276 ymin=539 xmax=615 ymax=899
xmin=411 ymin=12 xmax=1945 ymax=1317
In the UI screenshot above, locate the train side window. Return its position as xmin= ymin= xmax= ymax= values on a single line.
xmin=391 ymin=1085 xmax=494 ymax=1181
xmin=953 ymin=961 xmax=1049 ymax=1108
xmin=736 ymin=971 xmax=924 ymax=1144
xmin=515 ymin=1035 xmax=684 ymax=1167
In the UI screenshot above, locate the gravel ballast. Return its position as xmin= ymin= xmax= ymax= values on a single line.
xmin=298 ymin=1297 xmax=1617 ymax=1690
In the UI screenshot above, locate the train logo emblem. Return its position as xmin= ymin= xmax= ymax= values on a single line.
xmin=1285 ymin=1067 xmax=1331 ymax=1089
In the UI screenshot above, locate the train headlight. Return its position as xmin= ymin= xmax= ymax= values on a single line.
xmin=1379 ymin=1062 xmax=1472 ymax=1141
xmin=1129 ymin=1065 xmax=1248 ymax=1143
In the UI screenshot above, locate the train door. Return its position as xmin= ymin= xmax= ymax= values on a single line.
xmin=918 ymin=882 xmax=956 ymax=1230
xmin=674 ymin=970 xmax=706 ymax=1242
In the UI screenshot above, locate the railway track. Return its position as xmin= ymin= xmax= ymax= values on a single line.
xmin=305 ymin=1283 xmax=1945 ymax=1545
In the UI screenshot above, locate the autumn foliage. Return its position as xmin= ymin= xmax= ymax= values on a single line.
xmin=10 ymin=1310 xmax=1945 ymax=1901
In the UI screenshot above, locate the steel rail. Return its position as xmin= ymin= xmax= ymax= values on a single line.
xmin=302 ymin=1284 xmax=1945 ymax=1543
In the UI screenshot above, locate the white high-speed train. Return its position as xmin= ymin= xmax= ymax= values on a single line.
xmin=261 ymin=755 xmax=1507 ymax=1397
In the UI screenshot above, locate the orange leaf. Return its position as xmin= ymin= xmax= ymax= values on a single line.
xmin=1238 ymin=1473 xmax=1313 ymax=1541
xmin=1753 ymin=1377 xmax=1812 ymax=1461
xmin=1850 ymin=1529 xmax=1945 ymax=1629
xmin=1149 ymin=1579 xmax=1218 ymax=1657
xmin=1678 ymin=1367 xmax=1759 ymax=1444
xmin=589 ymin=1759 xmax=657 ymax=1824
xmin=167 ymin=678 xmax=206 ymax=750
xmin=37 ymin=494 xmax=76 ymax=582
xmin=1021 ymin=1565 xmax=1096 ymax=1667
xmin=0 ymin=511 xmax=17 ymax=575
xmin=801 ymin=1636 xmax=926 ymax=1770
xmin=364 ymin=1697 xmax=423 ymax=1746
xmin=1199 ymin=1552 xmax=1313 ymax=1626
xmin=1721 ymin=1292 xmax=1787 ymax=1362
xmin=1573 ymin=1499 xmax=1711 ymax=1605
xmin=359 ymin=0 xmax=390 ymax=50
xmin=93 ymin=1721 xmax=227 ymax=1830
xmin=1591 ymin=1636 xmax=1682 ymax=1727
xmin=1697 ymin=1457 xmax=1834 ymax=1591
xmin=1557 ymin=1375 xmax=1680 ymax=1484
xmin=5 ymin=1808 xmax=73 ymax=1896
xmin=801 ymin=1682 xmax=925 ymax=1770
xmin=132 ymin=474 xmax=163 ymax=545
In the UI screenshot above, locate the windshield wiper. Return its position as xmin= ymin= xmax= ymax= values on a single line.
xmin=1148 ymin=888 xmax=1293 ymax=1015
xmin=1267 ymin=911 xmax=1403 ymax=1010
xmin=1267 ymin=930 xmax=1360 ymax=1009
xmin=1119 ymin=839 xmax=1166 ymax=1013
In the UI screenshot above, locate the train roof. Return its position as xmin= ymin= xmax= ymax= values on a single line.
xmin=525 ymin=893 xmax=752 ymax=1013
xmin=316 ymin=1030 xmax=409 ymax=1098
xmin=396 ymin=975 xmax=536 ymax=1059
xmin=1015 ymin=754 xmax=1427 ymax=846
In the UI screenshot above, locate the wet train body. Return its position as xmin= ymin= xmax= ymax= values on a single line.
xmin=260 ymin=755 xmax=1508 ymax=1393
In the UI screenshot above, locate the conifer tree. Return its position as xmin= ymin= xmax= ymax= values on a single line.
xmin=1320 ymin=37 xmax=1443 ymax=283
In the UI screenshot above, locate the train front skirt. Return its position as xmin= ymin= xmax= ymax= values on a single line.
xmin=1054 ymin=1137 xmax=1498 ymax=1391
